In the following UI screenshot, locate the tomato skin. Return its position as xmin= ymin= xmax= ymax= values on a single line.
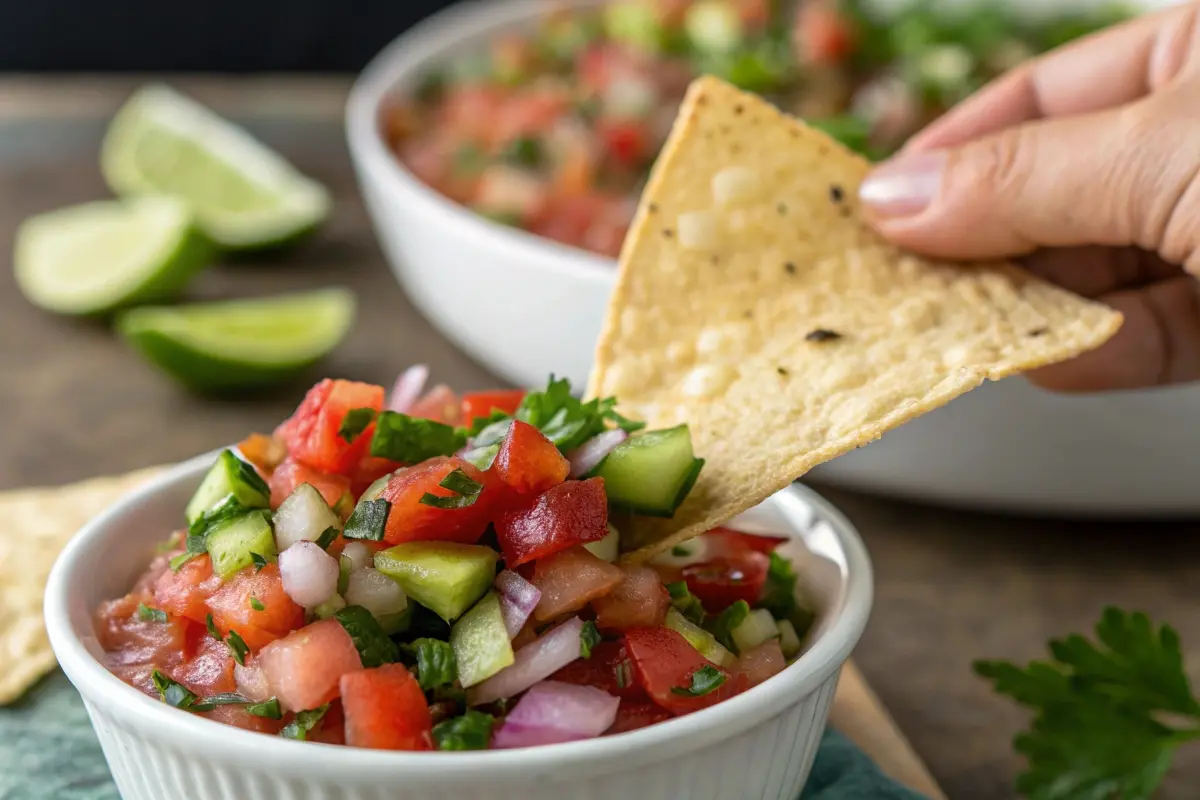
xmin=551 ymin=639 xmax=646 ymax=700
xmin=592 ymin=565 xmax=670 ymax=632
xmin=259 ymin=619 xmax=364 ymax=713
xmin=305 ymin=701 xmax=346 ymax=745
xmin=491 ymin=420 xmax=569 ymax=499
xmin=795 ymin=4 xmax=856 ymax=66
xmin=341 ymin=664 xmax=434 ymax=751
xmin=269 ymin=457 xmax=353 ymax=512
xmin=530 ymin=545 xmax=624 ymax=621
xmin=408 ymin=384 xmax=463 ymax=425
xmin=175 ymin=633 xmax=236 ymax=697
xmin=379 ymin=456 xmax=499 ymax=545
xmin=681 ymin=551 xmax=770 ymax=613
xmin=624 ymin=627 xmax=741 ymax=715
xmin=707 ymin=527 xmax=784 ymax=556
xmin=495 ymin=478 xmax=608 ymax=567
xmin=205 ymin=564 xmax=305 ymax=652
xmin=275 ymin=379 xmax=385 ymax=476
xmin=597 ymin=118 xmax=649 ymax=166
xmin=154 ymin=555 xmax=222 ymax=625
xmin=461 ymin=390 xmax=526 ymax=427
xmin=606 ymin=699 xmax=674 ymax=734
xmin=95 ymin=591 xmax=196 ymax=669
xmin=734 ymin=639 xmax=787 ymax=689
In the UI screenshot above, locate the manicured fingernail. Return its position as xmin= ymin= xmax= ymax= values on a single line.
xmin=858 ymin=151 xmax=946 ymax=218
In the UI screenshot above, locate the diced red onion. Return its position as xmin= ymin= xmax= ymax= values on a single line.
xmin=344 ymin=567 xmax=407 ymax=618
xmin=492 ymin=681 xmax=620 ymax=749
xmin=278 ymin=541 xmax=340 ymax=608
xmin=567 ymin=429 xmax=627 ymax=478
xmin=387 ymin=364 xmax=429 ymax=413
xmin=467 ymin=618 xmax=584 ymax=706
xmin=494 ymin=570 xmax=542 ymax=638
xmin=233 ymin=661 xmax=271 ymax=703
xmin=340 ymin=541 xmax=374 ymax=573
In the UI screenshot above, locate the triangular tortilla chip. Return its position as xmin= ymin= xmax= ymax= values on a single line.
xmin=588 ymin=77 xmax=1122 ymax=563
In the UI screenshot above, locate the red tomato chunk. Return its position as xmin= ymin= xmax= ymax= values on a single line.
xmin=258 ymin=619 xmax=364 ymax=713
xmin=531 ymin=545 xmax=624 ymax=621
xmin=624 ymin=627 xmax=742 ymax=716
xmin=593 ymin=565 xmax=670 ymax=632
xmin=606 ymin=699 xmax=674 ymax=735
xmin=341 ymin=664 xmax=434 ymax=751
xmin=735 ymin=639 xmax=787 ymax=689
xmin=682 ymin=551 xmax=770 ymax=613
xmin=205 ymin=564 xmax=305 ymax=652
xmin=154 ymin=555 xmax=221 ymax=625
xmin=492 ymin=420 xmax=569 ymax=498
xmin=95 ymin=592 xmax=194 ymax=669
xmin=379 ymin=456 xmax=498 ymax=545
xmin=269 ymin=457 xmax=352 ymax=512
xmin=460 ymin=389 xmax=525 ymax=427
xmin=496 ymin=478 xmax=608 ymax=567
xmin=275 ymin=379 xmax=384 ymax=475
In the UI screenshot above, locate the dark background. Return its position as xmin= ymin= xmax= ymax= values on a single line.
xmin=0 ymin=1 xmax=456 ymax=72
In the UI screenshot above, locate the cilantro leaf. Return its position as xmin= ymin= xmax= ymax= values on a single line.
xmin=580 ymin=621 xmax=602 ymax=659
xmin=250 ymin=596 xmax=265 ymax=612
xmin=459 ymin=443 xmax=500 ymax=470
xmin=313 ymin=525 xmax=340 ymax=551
xmin=168 ymin=551 xmax=200 ymax=572
xmin=246 ymin=697 xmax=283 ymax=719
xmin=666 ymin=581 xmax=706 ymax=625
xmin=759 ymin=552 xmax=816 ymax=640
xmin=432 ymin=710 xmax=495 ymax=750
xmin=190 ymin=692 xmax=254 ymax=712
xmin=279 ymin=704 xmax=330 ymax=740
xmin=225 ymin=630 xmax=249 ymax=666
xmin=335 ymin=605 xmax=401 ymax=668
xmin=370 ymin=411 xmax=467 ymax=463
xmin=205 ymin=613 xmax=221 ymax=640
xmin=405 ymin=638 xmax=458 ymax=691
xmin=250 ymin=551 xmax=270 ymax=571
xmin=343 ymin=498 xmax=391 ymax=541
xmin=975 ymin=607 xmax=1200 ymax=800
xmin=708 ymin=600 xmax=750 ymax=654
xmin=151 ymin=669 xmax=198 ymax=710
xmin=419 ymin=468 xmax=483 ymax=509
xmin=514 ymin=376 xmax=645 ymax=451
xmin=338 ymin=407 xmax=377 ymax=442
xmin=466 ymin=412 xmax=511 ymax=441
xmin=136 ymin=604 xmax=167 ymax=623
xmin=670 ymin=665 xmax=727 ymax=697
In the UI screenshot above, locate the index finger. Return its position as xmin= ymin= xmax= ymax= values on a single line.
xmin=904 ymin=2 xmax=1198 ymax=153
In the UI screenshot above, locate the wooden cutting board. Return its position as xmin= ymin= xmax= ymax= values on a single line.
xmin=2 ymin=467 xmax=943 ymax=799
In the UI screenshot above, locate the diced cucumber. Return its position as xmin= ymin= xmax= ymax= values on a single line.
xmin=374 ymin=542 xmax=499 ymax=623
xmin=312 ymin=594 xmax=347 ymax=619
xmin=685 ymin=1 xmax=743 ymax=54
xmin=186 ymin=450 xmax=269 ymax=527
xmin=665 ymin=608 xmax=734 ymax=668
xmin=359 ymin=473 xmax=394 ymax=502
xmin=731 ymin=608 xmax=781 ymax=654
xmin=777 ymin=619 xmax=802 ymax=659
xmin=273 ymin=483 xmax=342 ymax=551
xmin=590 ymin=425 xmax=704 ymax=517
xmin=205 ymin=510 xmax=276 ymax=580
xmin=603 ymin=1 xmax=662 ymax=53
xmin=583 ymin=523 xmax=621 ymax=563
xmin=450 ymin=592 xmax=514 ymax=688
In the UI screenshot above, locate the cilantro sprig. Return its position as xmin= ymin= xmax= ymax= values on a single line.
xmin=976 ymin=607 xmax=1200 ymax=800
xmin=419 ymin=468 xmax=483 ymax=510
xmin=404 ymin=638 xmax=458 ymax=691
xmin=514 ymin=376 xmax=644 ymax=451
xmin=433 ymin=710 xmax=495 ymax=750
xmin=671 ymin=665 xmax=727 ymax=697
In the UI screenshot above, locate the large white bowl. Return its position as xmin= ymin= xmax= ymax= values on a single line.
xmin=346 ymin=0 xmax=1200 ymax=516
xmin=45 ymin=453 xmax=872 ymax=800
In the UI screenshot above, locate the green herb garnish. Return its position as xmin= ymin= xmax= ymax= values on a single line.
xmin=279 ymin=704 xmax=330 ymax=741
xmin=206 ymin=613 xmax=221 ymax=640
xmin=708 ymin=600 xmax=750 ymax=654
xmin=666 ymin=581 xmax=706 ymax=626
xmin=975 ymin=607 xmax=1200 ymax=800
xmin=250 ymin=596 xmax=265 ymax=612
xmin=168 ymin=551 xmax=200 ymax=572
xmin=190 ymin=692 xmax=254 ymax=712
xmin=670 ymin=665 xmax=727 ymax=697
xmin=503 ymin=136 xmax=544 ymax=168
xmin=335 ymin=605 xmax=401 ymax=668
xmin=370 ymin=411 xmax=467 ymax=463
xmin=432 ymin=710 xmax=495 ymax=750
xmin=343 ymin=499 xmax=392 ymax=541
xmin=313 ymin=525 xmax=340 ymax=551
xmin=246 ymin=697 xmax=283 ymax=719
xmin=419 ymin=468 xmax=484 ymax=509
xmin=136 ymin=604 xmax=167 ymax=623
xmin=338 ymin=407 xmax=377 ymax=442
xmin=404 ymin=638 xmax=458 ymax=691
xmin=671 ymin=545 xmax=691 ymax=557
xmin=225 ymin=630 xmax=249 ymax=666
xmin=580 ymin=621 xmax=602 ymax=659
xmin=250 ymin=551 xmax=270 ymax=571
xmin=514 ymin=376 xmax=644 ymax=451
xmin=760 ymin=552 xmax=816 ymax=640
xmin=151 ymin=669 xmax=198 ymax=710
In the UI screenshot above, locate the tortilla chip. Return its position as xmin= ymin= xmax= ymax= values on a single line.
xmin=0 ymin=467 xmax=164 ymax=704
xmin=588 ymin=77 xmax=1123 ymax=563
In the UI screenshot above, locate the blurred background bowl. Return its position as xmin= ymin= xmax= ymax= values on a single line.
xmin=347 ymin=0 xmax=1200 ymax=517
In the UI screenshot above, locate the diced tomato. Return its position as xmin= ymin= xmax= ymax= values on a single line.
xmin=493 ymin=87 xmax=572 ymax=145
xmin=734 ymin=639 xmax=787 ymax=689
xmin=551 ymin=639 xmax=645 ymax=700
xmin=109 ymin=663 xmax=159 ymax=697
xmin=681 ymin=551 xmax=770 ymax=613
xmin=597 ymin=118 xmax=649 ymax=166
xmin=512 ymin=623 xmax=538 ymax=651
xmin=205 ymin=564 xmax=305 ymax=652
xmin=496 ymin=479 xmax=608 ymax=567
xmin=269 ymin=457 xmax=353 ymax=513
xmin=439 ymin=86 xmax=507 ymax=143
xmin=408 ymin=384 xmax=463 ymax=425
xmin=95 ymin=592 xmax=195 ymax=668
xmin=258 ymin=619 xmax=363 ymax=713
xmin=275 ymin=379 xmax=385 ymax=476
xmin=795 ymin=4 xmax=856 ymax=66
xmin=593 ymin=565 xmax=670 ymax=632
xmin=606 ymin=699 xmax=674 ymax=734
xmin=305 ymin=701 xmax=347 ymax=745
xmin=154 ymin=555 xmax=222 ymax=625
xmin=175 ymin=634 xmax=236 ymax=697
xmin=379 ymin=456 xmax=499 ymax=545
xmin=460 ymin=389 xmax=526 ymax=427
xmin=707 ymin=527 xmax=785 ymax=556
xmin=130 ymin=554 xmax=172 ymax=598
xmin=530 ymin=545 xmax=624 ymax=621
xmin=205 ymin=704 xmax=287 ymax=735
xmin=237 ymin=433 xmax=287 ymax=477
xmin=624 ymin=627 xmax=742 ymax=715
xmin=491 ymin=420 xmax=569 ymax=498
xmin=341 ymin=664 xmax=434 ymax=751
xmin=348 ymin=455 xmax=401 ymax=499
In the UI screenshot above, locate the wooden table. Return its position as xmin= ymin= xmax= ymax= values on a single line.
xmin=1 ymin=77 xmax=1197 ymax=799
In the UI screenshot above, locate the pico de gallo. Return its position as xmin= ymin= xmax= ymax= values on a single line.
xmin=95 ymin=366 xmax=817 ymax=750
xmin=382 ymin=0 xmax=1130 ymax=256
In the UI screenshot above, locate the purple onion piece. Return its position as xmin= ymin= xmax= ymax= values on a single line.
xmin=467 ymin=618 xmax=584 ymax=706
xmin=494 ymin=569 xmax=542 ymax=638
xmin=492 ymin=681 xmax=620 ymax=748
xmin=387 ymin=364 xmax=429 ymax=413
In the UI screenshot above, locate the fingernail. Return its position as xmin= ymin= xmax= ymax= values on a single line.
xmin=858 ymin=151 xmax=946 ymax=218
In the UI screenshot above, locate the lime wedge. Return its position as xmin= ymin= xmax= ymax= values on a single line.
xmin=14 ymin=196 xmax=212 ymax=315
xmin=101 ymin=84 xmax=331 ymax=250
xmin=116 ymin=288 xmax=356 ymax=393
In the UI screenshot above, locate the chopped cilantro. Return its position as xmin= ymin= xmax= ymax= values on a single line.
xmin=666 ymin=581 xmax=706 ymax=625
xmin=419 ymin=468 xmax=483 ymax=509
xmin=250 ymin=551 xmax=270 ymax=571
xmin=279 ymin=704 xmax=330 ymax=741
xmin=459 ymin=443 xmax=500 ymax=470
xmin=580 ymin=621 xmax=602 ymax=659
xmin=226 ymin=630 xmax=249 ymax=666
xmin=671 ymin=665 xmax=727 ymax=697
xmin=338 ymin=407 xmax=377 ymax=442
xmin=343 ymin=499 xmax=391 ymax=541
xmin=708 ymin=600 xmax=750 ymax=654
xmin=515 ymin=376 xmax=645 ymax=451
xmin=313 ymin=525 xmax=340 ymax=551
xmin=136 ymin=604 xmax=167 ymax=623
xmin=370 ymin=411 xmax=467 ymax=463
xmin=432 ymin=710 xmax=495 ymax=751
xmin=168 ymin=551 xmax=200 ymax=572
xmin=760 ymin=552 xmax=816 ymax=639
xmin=205 ymin=613 xmax=221 ymax=640
xmin=151 ymin=669 xmax=198 ymax=710
xmin=246 ymin=697 xmax=283 ymax=720
xmin=335 ymin=605 xmax=401 ymax=668
xmin=190 ymin=692 xmax=253 ymax=712
xmin=503 ymin=136 xmax=544 ymax=168
xmin=671 ymin=545 xmax=691 ymax=557
xmin=250 ymin=596 xmax=265 ymax=612
xmin=404 ymin=638 xmax=458 ymax=691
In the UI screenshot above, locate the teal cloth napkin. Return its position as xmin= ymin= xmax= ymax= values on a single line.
xmin=0 ymin=673 xmax=929 ymax=800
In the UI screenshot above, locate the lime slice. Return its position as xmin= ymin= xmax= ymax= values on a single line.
xmin=101 ymin=84 xmax=331 ymax=250
xmin=13 ymin=196 xmax=212 ymax=315
xmin=116 ymin=288 xmax=356 ymax=393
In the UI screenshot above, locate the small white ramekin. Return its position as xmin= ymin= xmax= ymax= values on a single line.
xmin=45 ymin=453 xmax=872 ymax=800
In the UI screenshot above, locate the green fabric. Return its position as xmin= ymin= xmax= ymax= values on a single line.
xmin=0 ymin=672 xmax=929 ymax=800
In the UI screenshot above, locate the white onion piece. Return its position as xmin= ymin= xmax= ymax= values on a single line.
xmin=677 ymin=211 xmax=720 ymax=251
xmin=274 ymin=483 xmax=342 ymax=552
xmin=278 ymin=542 xmax=340 ymax=608
xmin=387 ymin=364 xmax=429 ymax=413
xmin=340 ymin=541 xmax=374 ymax=573
xmin=567 ymin=429 xmax=627 ymax=478
xmin=467 ymin=617 xmax=584 ymax=706
xmin=344 ymin=568 xmax=407 ymax=618
xmin=233 ymin=661 xmax=271 ymax=703
xmin=712 ymin=166 xmax=759 ymax=206
xmin=494 ymin=570 xmax=542 ymax=638
xmin=492 ymin=681 xmax=619 ymax=748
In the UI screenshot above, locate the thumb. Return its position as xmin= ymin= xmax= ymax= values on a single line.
xmin=857 ymin=99 xmax=1200 ymax=265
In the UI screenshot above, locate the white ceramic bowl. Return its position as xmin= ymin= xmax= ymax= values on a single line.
xmin=45 ymin=453 xmax=872 ymax=800
xmin=346 ymin=0 xmax=1200 ymax=517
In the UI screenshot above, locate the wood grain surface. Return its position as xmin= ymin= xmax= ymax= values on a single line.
xmin=1 ymin=76 xmax=1198 ymax=799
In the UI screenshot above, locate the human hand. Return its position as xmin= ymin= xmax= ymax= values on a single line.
xmin=857 ymin=2 xmax=1200 ymax=392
